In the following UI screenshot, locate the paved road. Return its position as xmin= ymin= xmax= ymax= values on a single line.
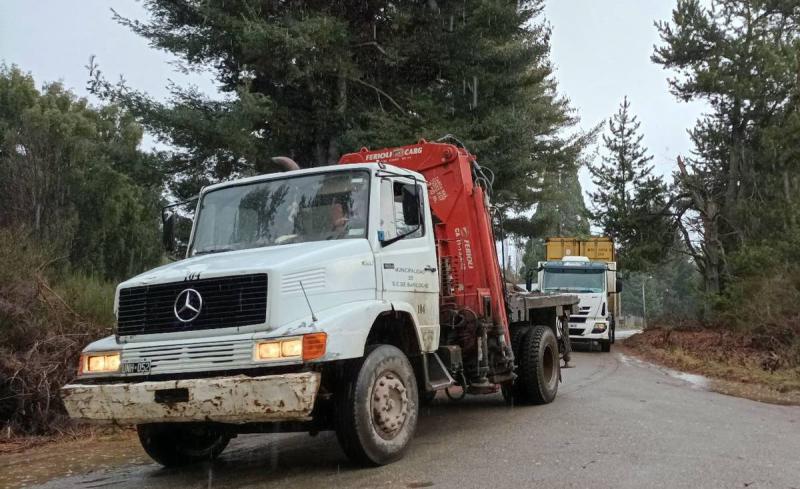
xmin=32 ymin=344 xmax=800 ymax=489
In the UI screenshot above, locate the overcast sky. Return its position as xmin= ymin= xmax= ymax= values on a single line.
xmin=0 ymin=1 xmax=707 ymax=196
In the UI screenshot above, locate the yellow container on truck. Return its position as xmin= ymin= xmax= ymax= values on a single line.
xmin=539 ymin=236 xmax=621 ymax=352
xmin=545 ymin=236 xmax=615 ymax=262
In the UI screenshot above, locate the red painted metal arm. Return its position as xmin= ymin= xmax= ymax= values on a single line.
xmin=339 ymin=141 xmax=509 ymax=334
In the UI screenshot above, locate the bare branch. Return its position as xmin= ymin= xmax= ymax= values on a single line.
xmin=348 ymin=77 xmax=406 ymax=114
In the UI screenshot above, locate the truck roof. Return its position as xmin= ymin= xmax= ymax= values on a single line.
xmin=199 ymin=162 xmax=424 ymax=195
xmin=542 ymin=260 xmax=608 ymax=270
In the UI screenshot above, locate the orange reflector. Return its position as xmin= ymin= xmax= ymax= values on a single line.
xmin=302 ymin=333 xmax=327 ymax=361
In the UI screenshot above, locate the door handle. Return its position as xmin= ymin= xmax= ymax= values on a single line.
xmin=424 ymin=265 xmax=437 ymax=272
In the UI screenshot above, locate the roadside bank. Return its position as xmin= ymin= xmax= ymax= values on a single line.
xmin=622 ymin=326 xmax=800 ymax=406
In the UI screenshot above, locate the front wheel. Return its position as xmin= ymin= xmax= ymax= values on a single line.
xmin=137 ymin=423 xmax=230 ymax=467
xmin=335 ymin=345 xmax=419 ymax=466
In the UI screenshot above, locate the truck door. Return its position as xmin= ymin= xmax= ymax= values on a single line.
xmin=376 ymin=177 xmax=440 ymax=352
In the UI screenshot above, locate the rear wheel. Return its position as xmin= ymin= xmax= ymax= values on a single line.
xmin=504 ymin=326 xmax=530 ymax=405
xmin=137 ymin=423 xmax=230 ymax=467
xmin=512 ymin=325 xmax=559 ymax=405
xmin=334 ymin=345 xmax=419 ymax=466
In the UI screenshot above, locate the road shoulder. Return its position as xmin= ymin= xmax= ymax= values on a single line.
xmin=620 ymin=331 xmax=800 ymax=406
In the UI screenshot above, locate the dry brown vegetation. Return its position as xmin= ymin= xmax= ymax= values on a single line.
xmin=624 ymin=321 xmax=800 ymax=402
xmin=0 ymin=230 xmax=114 ymax=437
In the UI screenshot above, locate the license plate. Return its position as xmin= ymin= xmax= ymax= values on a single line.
xmin=121 ymin=360 xmax=151 ymax=375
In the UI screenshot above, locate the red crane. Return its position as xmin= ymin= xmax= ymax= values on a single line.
xmin=340 ymin=140 xmax=513 ymax=389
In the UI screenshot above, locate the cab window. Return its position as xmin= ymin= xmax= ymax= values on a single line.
xmin=380 ymin=180 xmax=424 ymax=241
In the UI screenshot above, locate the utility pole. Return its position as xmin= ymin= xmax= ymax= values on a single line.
xmin=641 ymin=276 xmax=651 ymax=329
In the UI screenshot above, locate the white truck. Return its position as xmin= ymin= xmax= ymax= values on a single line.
xmin=61 ymin=141 xmax=577 ymax=467
xmin=537 ymin=237 xmax=621 ymax=352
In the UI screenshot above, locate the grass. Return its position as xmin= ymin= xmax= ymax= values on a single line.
xmin=623 ymin=328 xmax=800 ymax=405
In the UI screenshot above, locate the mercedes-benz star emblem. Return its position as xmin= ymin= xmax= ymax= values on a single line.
xmin=174 ymin=288 xmax=203 ymax=323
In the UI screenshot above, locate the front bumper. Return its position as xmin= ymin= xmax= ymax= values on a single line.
xmin=569 ymin=333 xmax=609 ymax=342
xmin=61 ymin=372 xmax=320 ymax=425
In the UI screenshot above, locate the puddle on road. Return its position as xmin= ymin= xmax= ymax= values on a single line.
xmin=0 ymin=431 xmax=148 ymax=489
xmin=668 ymin=371 xmax=711 ymax=389
xmin=619 ymin=351 xmax=800 ymax=406
xmin=618 ymin=353 xmax=712 ymax=391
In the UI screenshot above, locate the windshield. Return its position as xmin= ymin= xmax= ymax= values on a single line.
xmin=542 ymin=268 xmax=605 ymax=293
xmin=190 ymin=170 xmax=369 ymax=255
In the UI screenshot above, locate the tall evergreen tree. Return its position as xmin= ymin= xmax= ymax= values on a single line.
xmin=531 ymin=167 xmax=591 ymax=238
xmin=654 ymin=0 xmax=800 ymax=296
xmin=588 ymin=97 xmax=673 ymax=270
xmin=90 ymin=0 xmax=585 ymax=208
xmin=517 ymin=164 xmax=591 ymax=276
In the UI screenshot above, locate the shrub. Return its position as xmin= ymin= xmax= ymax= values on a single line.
xmin=0 ymin=229 xmax=114 ymax=435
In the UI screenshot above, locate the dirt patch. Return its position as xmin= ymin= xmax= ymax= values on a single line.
xmin=0 ymin=428 xmax=145 ymax=489
xmin=623 ymin=326 xmax=800 ymax=405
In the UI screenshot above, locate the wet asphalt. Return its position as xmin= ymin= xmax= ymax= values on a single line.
xmin=30 ymin=334 xmax=800 ymax=489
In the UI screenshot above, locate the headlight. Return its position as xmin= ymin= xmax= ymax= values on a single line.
xmin=80 ymin=352 xmax=121 ymax=374
xmin=253 ymin=333 xmax=327 ymax=362
xmin=591 ymin=323 xmax=608 ymax=333
xmin=256 ymin=341 xmax=282 ymax=360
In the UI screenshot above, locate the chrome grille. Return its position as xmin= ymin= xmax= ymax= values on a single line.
xmin=117 ymin=274 xmax=267 ymax=336
xmin=123 ymin=338 xmax=254 ymax=374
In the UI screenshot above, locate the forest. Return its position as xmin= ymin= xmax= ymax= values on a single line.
xmin=1 ymin=0 xmax=799 ymax=435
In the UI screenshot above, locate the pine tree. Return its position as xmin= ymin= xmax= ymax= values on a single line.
xmin=653 ymin=0 xmax=800 ymax=296
xmin=588 ymin=97 xmax=672 ymax=270
xmin=90 ymin=0 xmax=585 ymax=207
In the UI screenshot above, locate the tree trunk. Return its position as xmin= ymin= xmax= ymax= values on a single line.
xmin=327 ymin=75 xmax=347 ymax=165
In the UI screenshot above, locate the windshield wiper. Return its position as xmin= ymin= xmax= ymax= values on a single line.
xmin=193 ymin=247 xmax=236 ymax=256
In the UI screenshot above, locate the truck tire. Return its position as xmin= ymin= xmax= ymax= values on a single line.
xmin=600 ymin=339 xmax=612 ymax=352
xmin=503 ymin=325 xmax=530 ymax=404
xmin=513 ymin=325 xmax=559 ymax=405
xmin=137 ymin=423 xmax=230 ymax=467
xmin=334 ymin=345 xmax=419 ymax=466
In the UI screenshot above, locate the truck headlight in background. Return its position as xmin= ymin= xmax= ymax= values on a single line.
xmin=254 ymin=333 xmax=327 ymax=362
xmin=80 ymin=352 xmax=121 ymax=374
xmin=591 ymin=323 xmax=608 ymax=334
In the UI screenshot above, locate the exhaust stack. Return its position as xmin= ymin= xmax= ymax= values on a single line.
xmin=272 ymin=156 xmax=301 ymax=172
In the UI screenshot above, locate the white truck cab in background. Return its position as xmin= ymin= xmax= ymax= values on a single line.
xmin=537 ymin=237 xmax=621 ymax=352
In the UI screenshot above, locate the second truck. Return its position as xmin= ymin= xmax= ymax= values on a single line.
xmin=61 ymin=140 xmax=577 ymax=467
xmin=538 ymin=237 xmax=621 ymax=352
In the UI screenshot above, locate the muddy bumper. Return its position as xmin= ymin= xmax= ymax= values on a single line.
xmin=61 ymin=372 xmax=321 ymax=425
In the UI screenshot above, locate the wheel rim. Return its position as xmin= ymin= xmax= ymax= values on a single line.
xmin=543 ymin=344 xmax=556 ymax=387
xmin=371 ymin=371 xmax=409 ymax=440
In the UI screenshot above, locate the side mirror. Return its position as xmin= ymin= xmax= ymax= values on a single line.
xmin=616 ymin=279 xmax=623 ymax=293
xmin=161 ymin=197 xmax=197 ymax=260
xmin=162 ymin=212 xmax=176 ymax=252
xmin=525 ymin=269 xmax=534 ymax=292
